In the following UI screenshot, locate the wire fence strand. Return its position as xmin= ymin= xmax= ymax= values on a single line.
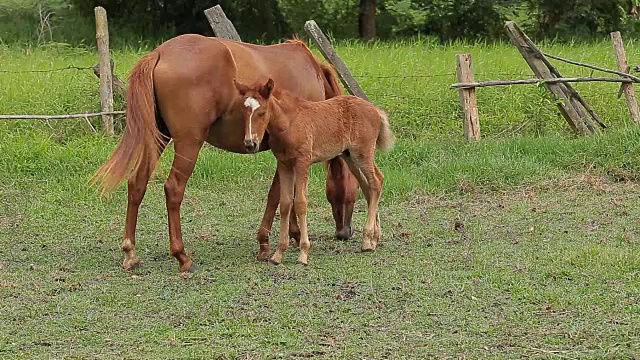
xmin=0 ymin=65 xmax=95 ymax=74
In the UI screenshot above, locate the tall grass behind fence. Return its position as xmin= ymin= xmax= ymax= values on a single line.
xmin=2 ymin=38 xmax=640 ymax=140
xmin=329 ymin=39 xmax=640 ymax=139
xmin=0 ymin=45 xmax=146 ymax=135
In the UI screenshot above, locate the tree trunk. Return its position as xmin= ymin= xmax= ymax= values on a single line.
xmin=359 ymin=0 xmax=376 ymax=40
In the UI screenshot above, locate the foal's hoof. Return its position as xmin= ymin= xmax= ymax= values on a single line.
xmin=269 ymin=253 xmax=283 ymax=265
xmin=336 ymin=226 xmax=354 ymax=241
xmin=297 ymin=255 xmax=309 ymax=266
xmin=122 ymin=258 xmax=141 ymax=271
xmin=360 ymin=242 xmax=375 ymax=253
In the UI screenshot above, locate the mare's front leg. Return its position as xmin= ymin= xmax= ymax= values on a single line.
xmin=164 ymin=139 xmax=204 ymax=273
xmin=326 ymin=157 xmax=359 ymax=240
xmin=294 ymin=163 xmax=311 ymax=265
xmin=255 ymin=169 xmax=301 ymax=261
xmin=270 ymin=162 xmax=295 ymax=265
xmin=122 ymin=144 xmax=167 ymax=270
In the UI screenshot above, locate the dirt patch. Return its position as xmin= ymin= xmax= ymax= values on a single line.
xmin=336 ymin=281 xmax=358 ymax=301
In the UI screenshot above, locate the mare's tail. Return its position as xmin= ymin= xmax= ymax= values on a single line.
xmin=91 ymin=51 xmax=165 ymax=193
xmin=376 ymin=109 xmax=395 ymax=152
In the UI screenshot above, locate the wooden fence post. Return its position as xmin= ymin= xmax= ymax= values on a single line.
xmin=456 ymin=54 xmax=480 ymax=140
xmin=204 ymin=5 xmax=241 ymax=41
xmin=505 ymin=21 xmax=592 ymax=135
xmin=92 ymin=59 xmax=126 ymax=101
xmin=94 ymin=6 xmax=114 ymax=135
xmin=304 ymin=20 xmax=369 ymax=100
xmin=611 ymin=31 xmax=640 ymax=124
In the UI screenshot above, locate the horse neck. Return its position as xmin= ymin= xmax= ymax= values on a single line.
xmin=267 ymin=93 xmax=301 ymax=135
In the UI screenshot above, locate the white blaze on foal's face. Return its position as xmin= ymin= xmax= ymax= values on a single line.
xmin=244 ymin=97 xmax=260 ymax=139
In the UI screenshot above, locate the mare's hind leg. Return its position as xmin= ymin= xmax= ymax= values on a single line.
xmin=326 ymin=157 xmax=359 ymax=240
xmin=164 ymin=139 xmax=204 ymax=273
xmin=255 ymin=170 xmax=301 ymax=261
xmin=122 ymin=144 xmax=168 ymax=270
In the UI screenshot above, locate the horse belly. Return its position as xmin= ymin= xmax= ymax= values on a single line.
xmin=311 ymin=142 xmax=345 ymax=163
xmin=205 ymin=115 xmax=251 ymax=154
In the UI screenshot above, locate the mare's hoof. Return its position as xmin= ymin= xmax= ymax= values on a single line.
xmin=180 ymin=262 xmax=198 ymax=273
xmin=297 ymin=259 xmax=309 ymax=266
xmin=256 ymin=251 xmax=271 ymax=261
xmin=289 ymin=231 xmax=301 ymax=242
xmin=122 ymin=258 xmax=141 ymax=271
xmin=336 ymin=226 xmax=354 ymax=241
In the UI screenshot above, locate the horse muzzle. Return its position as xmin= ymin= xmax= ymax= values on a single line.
xmin=243 ymin=138 xmax=259 ymax=153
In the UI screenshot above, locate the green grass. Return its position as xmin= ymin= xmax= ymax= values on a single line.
xmin=2 ymin=38 xmax=640 ymax=358
xmin=3 ymin=38 xmax=640 ymax=139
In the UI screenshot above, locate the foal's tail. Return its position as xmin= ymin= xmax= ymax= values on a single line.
xmin=376 ymin=109 xmax=395 ymax=152
xmin=91 ymin=51 xmax=165 ymax=194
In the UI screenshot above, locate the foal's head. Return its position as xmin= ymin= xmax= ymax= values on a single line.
xmin=234 ymin=78 xmax=275 ymax=153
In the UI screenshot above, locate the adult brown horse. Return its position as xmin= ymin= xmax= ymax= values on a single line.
xmin=93 ymin=34 xmax=358 ymax=273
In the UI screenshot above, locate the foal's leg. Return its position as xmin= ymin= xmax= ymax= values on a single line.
xmin=326 ymin=157 xmax=359 ymax=240
xmin=122 ymin=144 xmax=167 ymax=270
xmin=164 ymin=139 xmax=204 ymax=273
xmin=343 ymin=152 xmax=383 ymax=252
xmin=270 ymin=162 xmax=295 ymax=265
xmin=371 ymin=166 xmax=385 ymax=248
xmin=293 ymin=163 xmax=311 ymax=265
xmin=357 ymin=156 xmax=383 ymax=252
xmin=342 ymin=156 xmax=375 ymax=252
xmin=255 ymin=170 xmax=302 ymax=261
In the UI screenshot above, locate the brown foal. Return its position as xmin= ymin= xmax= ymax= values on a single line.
xmin=92 ymin=34 xmax=358 ymax=272
xmin=234 ymin=78 xmax=395 ymax=265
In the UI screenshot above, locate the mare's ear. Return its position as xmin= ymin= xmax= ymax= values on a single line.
xmin=260 ymin=78 xmax=275 ymax=99
xmin=234 ymin=79 xmax=249 ymax=96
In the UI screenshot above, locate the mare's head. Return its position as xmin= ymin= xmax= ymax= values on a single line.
xmin=234 ymin=78 xmax=275 ymax=153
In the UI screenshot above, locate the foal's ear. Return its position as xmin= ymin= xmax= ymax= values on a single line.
xmin=234 ymin=79 xmax=249 ymax=96
xmin=260 ymin=78 xmax=275 ymax=99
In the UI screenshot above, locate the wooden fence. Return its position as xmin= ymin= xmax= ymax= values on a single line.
xmin=2 ymin=6 xmax=638 ymax=142
xmin=451 ymin=21 xmax=640 ymax=140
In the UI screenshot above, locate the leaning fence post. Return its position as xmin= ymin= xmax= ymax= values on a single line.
xmin=204 ymin=5 xmax=241 ymax=41
xmin=456 ymin=54 xmax=480 ymax=140
xmin=304 ymin=20 xmax=368 ymax=100
xmin=611 ymin=31 xmax=640 ymax=124
xmin=95 ymin=6 xmax=114 ymax=135
xmin=505 ymin=21 xmax=592 ymax=135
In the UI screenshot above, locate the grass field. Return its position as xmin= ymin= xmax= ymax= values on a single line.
xmin=2 ymin=37 xmax=640 ymax=358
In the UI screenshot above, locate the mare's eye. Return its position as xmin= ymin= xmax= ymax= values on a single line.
xmin=258 ymin=112 xmax=265 ymax=117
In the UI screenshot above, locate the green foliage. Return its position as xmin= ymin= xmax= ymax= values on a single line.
xmin=69 ymin=0 xmax=290 ymax=43
xmin=277 ymin=0 xmax=359 ymax=38
xmin=3 ymin=0 xmax=640 ymax=45
xmin=526 ymin=0 xmax=632 ymax=39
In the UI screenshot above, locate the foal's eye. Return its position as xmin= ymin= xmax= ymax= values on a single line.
xmin=258 ymin=112 xmax=265 ymax=117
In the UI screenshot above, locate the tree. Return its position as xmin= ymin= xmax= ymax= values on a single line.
xmin=359 ymin=0 xmax=376 ymax=40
